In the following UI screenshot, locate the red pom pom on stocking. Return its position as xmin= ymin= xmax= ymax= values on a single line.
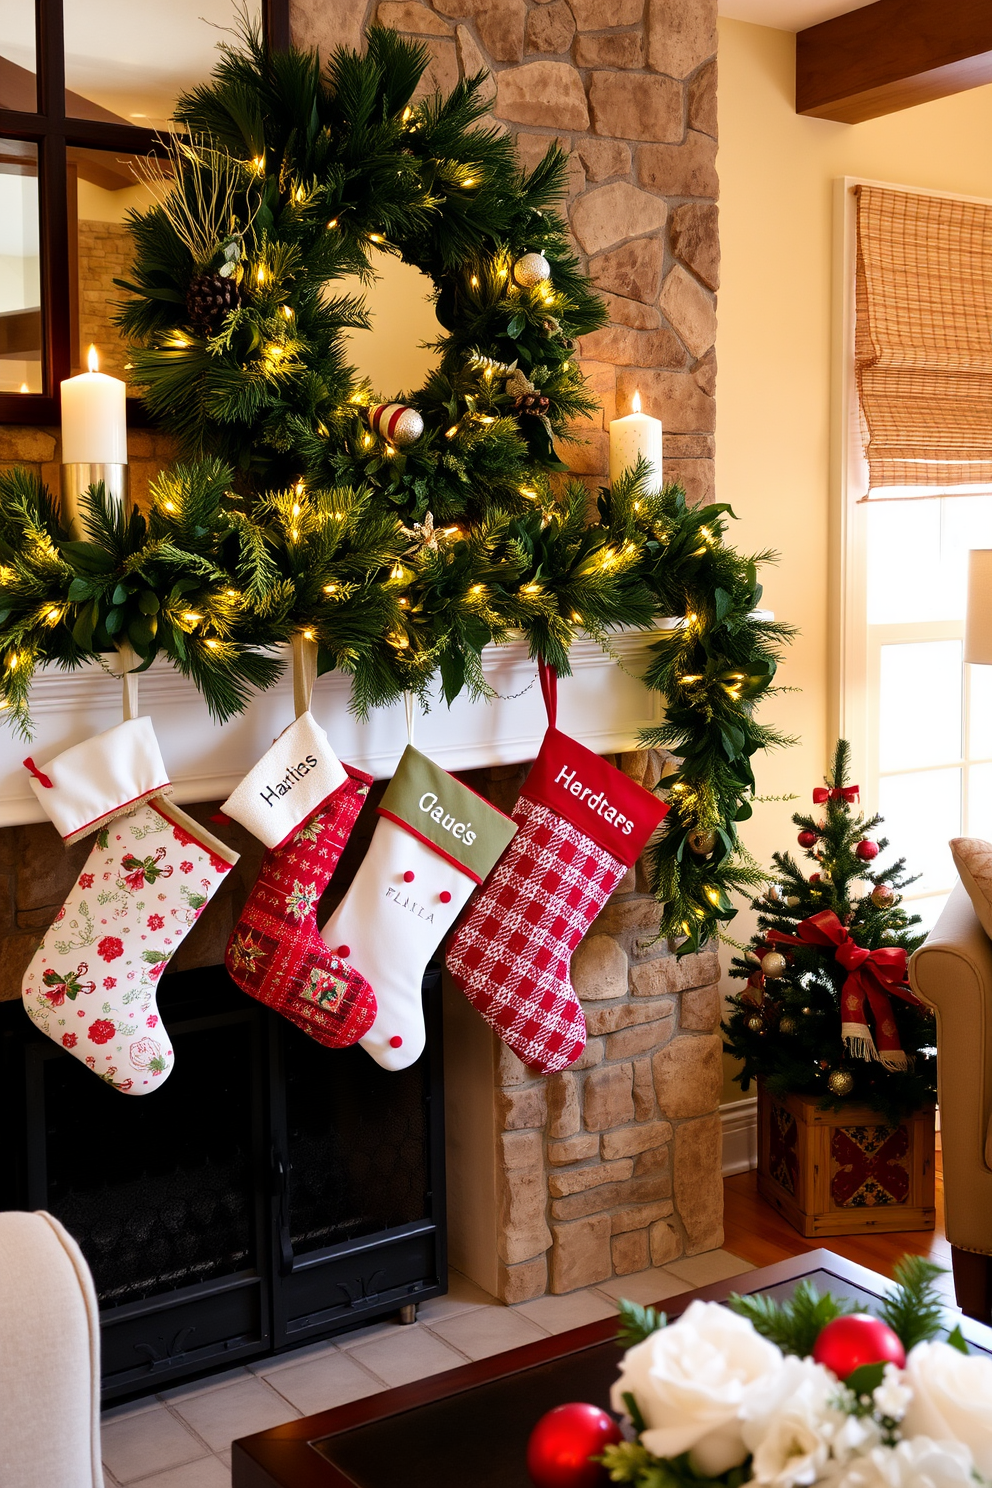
xmin=446 ymin=665 xmax=670 ymax=1075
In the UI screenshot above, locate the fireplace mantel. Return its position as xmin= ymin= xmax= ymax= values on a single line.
xmin=0 ymin=625 xmax=677 ymax=827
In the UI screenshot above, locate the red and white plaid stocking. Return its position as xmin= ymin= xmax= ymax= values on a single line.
xmin=221 ymin=714 xmax=376 ymax=1048
xmin=446 ymin=665 xmax=669 ymax=1075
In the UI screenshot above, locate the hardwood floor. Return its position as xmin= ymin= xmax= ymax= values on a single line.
xmin=723 ymin=1148 xmax=957 ymax=1304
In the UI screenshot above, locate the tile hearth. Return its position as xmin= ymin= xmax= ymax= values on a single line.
xmin=101 ymin=1249 xmax=753 ymax=1486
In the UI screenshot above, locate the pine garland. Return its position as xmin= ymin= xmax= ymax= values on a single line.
xmin=0 ymin=23 xmax=796 ymax=951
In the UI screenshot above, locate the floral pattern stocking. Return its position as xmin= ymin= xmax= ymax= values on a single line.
xmin=22 ymin=797 xmax=236 ymax=1094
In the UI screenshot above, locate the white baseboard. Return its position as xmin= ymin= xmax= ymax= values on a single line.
xmin=721 ymin=1096 xmax=758 ymax=1176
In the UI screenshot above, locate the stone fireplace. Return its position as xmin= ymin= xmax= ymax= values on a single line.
xmin=0 ymin=732 xmax=723 ymax=1333
xmin=0 ymin=0 xmax=725 ymax=1368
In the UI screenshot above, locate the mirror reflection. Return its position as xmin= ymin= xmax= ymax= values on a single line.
xmin=0 ymin=142 xmax=41 ymax=394
xmin=64 ymin=0 xmax=262 ymax=129
xmin=0 ymin=1 xmax=36 ymax=113
xmin=337 ymin=254 xmax=441 ymax=396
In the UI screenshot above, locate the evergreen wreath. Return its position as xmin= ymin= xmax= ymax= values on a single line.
xmin=0 ymin=23 xmax=795 ymax=951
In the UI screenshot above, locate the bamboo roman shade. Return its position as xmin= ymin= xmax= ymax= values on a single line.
xmin=855 ymin=184 xmax=992 ymax=493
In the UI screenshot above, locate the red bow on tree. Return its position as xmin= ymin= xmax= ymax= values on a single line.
xmin=812 ymin=785 xmax=860 ymax=805
xmin=768 ymin=909 xmax=918 ymax=1069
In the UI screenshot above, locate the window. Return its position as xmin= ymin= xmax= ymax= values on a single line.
xmin=0 ymin=0 xmax=287 ymax=423
xmin=834 ymin=177 xmax=992 ymax=931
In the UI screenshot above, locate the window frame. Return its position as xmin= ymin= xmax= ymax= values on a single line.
xmin=832 ymin=175 xmax=992 ymax=914
xmin=0 ymin=0 xmax=289 ymax=426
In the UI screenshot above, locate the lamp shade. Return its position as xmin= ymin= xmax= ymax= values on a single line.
xmin=965 ymin=550 xmax=992 ymax=665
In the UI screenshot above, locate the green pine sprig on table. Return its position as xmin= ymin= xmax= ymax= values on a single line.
xmin=727 ymin=1279 xmax=857 ymax=1357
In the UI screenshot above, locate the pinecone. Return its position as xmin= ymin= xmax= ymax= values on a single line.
xmin=185 ymin=271 xmax=242 ymax=334
xmin=513 ymin=391 xmax=550 ymax=415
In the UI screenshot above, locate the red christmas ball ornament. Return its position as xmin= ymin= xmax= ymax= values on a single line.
xmin=809 ymin=873 xmax=821 ymax=884
xmin=526 ymin=1403 xmax=622 ymax=1488
xmin=812 ymin=1314 xmax=905 ymax=1381
xmin=798 ymin=830 xmax=818 ymax=849
xmin=856 ymin=840 xmax=879 ymax=861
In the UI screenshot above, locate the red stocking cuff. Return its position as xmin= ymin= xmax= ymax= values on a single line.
xmin=522 ymin=727 xmax=669 ymax=868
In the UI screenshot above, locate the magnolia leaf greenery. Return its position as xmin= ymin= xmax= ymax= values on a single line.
xmin=0 ymin=22 xmax=794 ymax=949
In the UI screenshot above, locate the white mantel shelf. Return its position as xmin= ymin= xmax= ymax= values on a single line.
xmin=0 ymin=626 xmax=677 ymax=828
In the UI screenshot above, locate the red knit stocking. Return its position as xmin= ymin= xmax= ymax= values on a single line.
xmin=226 ymin=766 xmax=377 ymax=1047
xmin=447 ymin=665 xmax=669 ymax=1074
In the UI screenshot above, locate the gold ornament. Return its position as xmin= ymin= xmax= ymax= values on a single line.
xmin=747 ymin=1015 xmax=764 ymax=1032
xmin=871 ymin=884 xmax=896 ymax=908
xmin=760 ymin=951 xmax=788 ymax=979
xmin=688 ymin=828 xmax=717 ymax=856
xmin=779 ymin=1015 xmax=796 ymax=1034
xmin=512 ymin=251 xmax=551 ymax=288
xmin=801 ymin=1006 xmax=812 ymax=1015
xmin=745 ymin=950 xmax=761 ymax=965
xmin=827 ymin=1069 xmax=855 ymax=1097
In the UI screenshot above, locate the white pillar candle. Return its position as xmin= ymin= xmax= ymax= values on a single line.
xmin=60 ymin=345 xmax=128 ymax=466
xmin=609 ymin=389 xmax=663 ymax=490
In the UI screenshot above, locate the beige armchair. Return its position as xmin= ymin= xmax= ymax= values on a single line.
xmin=0 ymin=1210 xmax=103 ymax=1487
xmin=910 ymin=880 xmax=992 ymax=1323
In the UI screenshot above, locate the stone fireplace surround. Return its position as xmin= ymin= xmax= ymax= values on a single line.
xmin=0 ymin=0 xmax=725 ymax=1312
xmin=0 ymin=736 xmax=723 ymax=1308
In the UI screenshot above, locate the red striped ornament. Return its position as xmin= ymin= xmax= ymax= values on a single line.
xmin=368 ymin=403 xmax=424 ymax=448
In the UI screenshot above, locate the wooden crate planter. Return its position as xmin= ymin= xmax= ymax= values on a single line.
xmin=756 ymin=1085 xmax=936 ymax=1238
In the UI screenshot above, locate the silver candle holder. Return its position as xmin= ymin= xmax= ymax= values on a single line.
xmin=60 ymin=461 xmax=130 ymax=540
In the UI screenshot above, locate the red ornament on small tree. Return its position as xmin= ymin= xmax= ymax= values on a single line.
xmin=811 ymin=1313 xmax=905 ymax=1380
xmin=797 ymin=830 xmax=818 ymax=849
xmin=526 ymin=1403 xmax=622 ymax=1488
xmin=856 ymin=840 xmax=879 ymax=861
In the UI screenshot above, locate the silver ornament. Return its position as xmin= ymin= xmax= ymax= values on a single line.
xmin=760 ymin=951 xmax=788 ymax=979
xmin=513 ymin=251 xmax=551 ymax=288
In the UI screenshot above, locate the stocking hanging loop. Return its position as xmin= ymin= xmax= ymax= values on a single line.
xmin=403 ymin=691 xmax=416 ymax=748
xmin=538 ymin=659 xmax=558 ymax=728
xmin=107 ymin=640 xmax=140 ymax=722
xmin=292 ymin=630 xmax=318 ymax=719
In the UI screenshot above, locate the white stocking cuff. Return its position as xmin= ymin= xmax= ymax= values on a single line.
xmin=222 ymin=711 xmax=347 ymax=849
xmin=24 ymin=716 xmax=172 ymax=845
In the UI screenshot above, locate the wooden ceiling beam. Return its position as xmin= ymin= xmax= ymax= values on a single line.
xmin=796 ymin=0 xmax=992 ymax=124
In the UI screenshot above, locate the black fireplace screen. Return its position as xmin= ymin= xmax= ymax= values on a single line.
xmin=0 ymin=963 xmax=445 ymax=1400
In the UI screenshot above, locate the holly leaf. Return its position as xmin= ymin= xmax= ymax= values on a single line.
xmin=845 ymin=1362 xmax=885 ymax=1396
xmin=946 ymin=1324 xmax=969 ymax=1356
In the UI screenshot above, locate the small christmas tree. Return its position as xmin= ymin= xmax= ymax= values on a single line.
xmin=723 ymin=740 xmax=936 ymax=1121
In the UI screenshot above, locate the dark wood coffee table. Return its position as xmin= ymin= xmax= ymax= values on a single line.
xmin=232 ymin=1250 xmax=992 ymax=1488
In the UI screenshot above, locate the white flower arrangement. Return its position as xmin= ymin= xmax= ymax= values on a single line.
xmin=605 ymin=1299 xmax=992 ymax=1488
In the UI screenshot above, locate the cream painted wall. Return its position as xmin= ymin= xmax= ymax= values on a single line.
xmin=714 ymin=17 xmax=992 ymax=1099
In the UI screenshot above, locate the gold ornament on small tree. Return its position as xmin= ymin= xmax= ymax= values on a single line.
xmin=760 ymin=951 xmax=788 ymax=979
xmin=827 ymin=1068 xmax=855 ymax=1097
xmin=688 ymin=828 xmax=717 ymax=857
xmin=747 ymin=1014 xmax=764 ymax=1033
